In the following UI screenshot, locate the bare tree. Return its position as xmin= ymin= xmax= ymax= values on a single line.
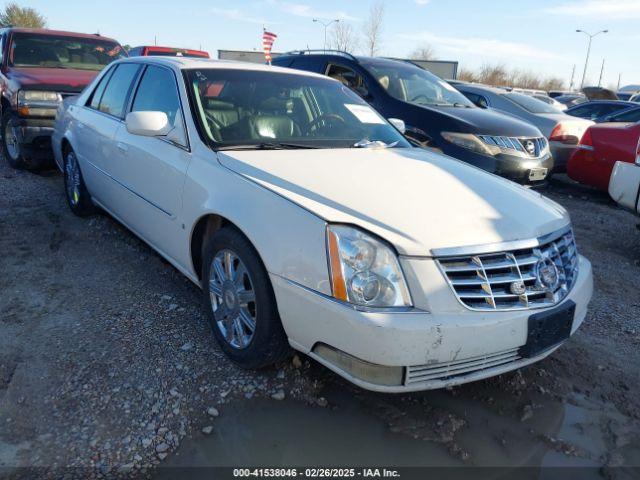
xmin=362 ymin=1 xmax=385 ymax=56
xmin=457 ymin=63 xmax=565 ymax=91
xmin=409 ymin=44 xmax=436 ymax=60
xmin=0 ymin=2 xmax=46 ymax=28
xmin=330 ymin=22 xmax=359 ymax=53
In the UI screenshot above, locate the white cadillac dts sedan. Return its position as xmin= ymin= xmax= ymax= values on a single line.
xmin=52 ymin=57 xmax=593 ymax=392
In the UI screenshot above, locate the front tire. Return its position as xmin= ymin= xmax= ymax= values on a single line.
xmin=63 ymin=148 xmax=94 ymax=216
xmin=2 ymin=110 xmax=29 ymax=169
xmin=202 ymin=227 xmax=290 ymax=368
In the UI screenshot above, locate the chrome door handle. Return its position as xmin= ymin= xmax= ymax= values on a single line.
xmin=116 ymin=142 xmax=128 ymax=152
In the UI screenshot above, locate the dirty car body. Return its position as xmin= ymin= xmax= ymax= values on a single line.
xmin=52 ymin=57 xmax=593 ymax=392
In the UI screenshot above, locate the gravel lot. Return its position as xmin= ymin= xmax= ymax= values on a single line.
xmin=1 ymin=157 xmax=639 ymax=478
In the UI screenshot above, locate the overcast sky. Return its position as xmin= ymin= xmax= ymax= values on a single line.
xmin=24 ymin=0 xmax=640 ymax=89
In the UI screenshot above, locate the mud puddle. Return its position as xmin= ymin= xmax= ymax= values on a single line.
xmin=158 ymin=384 xmax=639 ymax=478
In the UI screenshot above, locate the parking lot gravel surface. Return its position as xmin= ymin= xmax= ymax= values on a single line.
xmin=1 ymin=158 xmax=639 ymax=478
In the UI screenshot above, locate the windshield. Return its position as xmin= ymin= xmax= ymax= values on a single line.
xmin=503 ymin=92 xmax=560 ymax=114
xmin=360 ymin=60 xmax=474 ymax=108
xmin=186 ymin=68 xmax=411 ymax=149
xmin=9 ymin=33 xmax=126 ymax=71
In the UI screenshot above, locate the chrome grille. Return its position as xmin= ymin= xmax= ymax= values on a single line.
xmin=406 ymin=348 xmax=520 ymax=385
xmin=437 ymin=229 xmax=579 ymax=311
xmin=478 ymin=135 xmax=548 ymax=158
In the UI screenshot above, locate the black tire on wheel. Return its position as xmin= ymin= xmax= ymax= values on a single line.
xmin=63 ymin=148 xmax=94 ymax=216
xmin=201 ymin=226 xmax=291 ymax=369
xmin=1 ymin=110 xmax=29 ymax=169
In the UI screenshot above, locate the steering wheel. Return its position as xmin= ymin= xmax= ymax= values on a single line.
xmin=410 ymin=94 xmax=432 ymax=103
xmin=304 ymin=114 xmax=346 ymax=134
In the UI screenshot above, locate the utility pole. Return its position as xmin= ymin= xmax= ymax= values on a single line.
xmin=313 ymin=18 xmax=340 ymax=51
xmin=576 ymin=29 xmax=608 ymax=89
xmin=569 ymin=64 xmax=576 ymax=91
xmin=598 ymin=59 xmax=605 ymax=87
xmin=617 ymin=73 xmax=622 ymax=91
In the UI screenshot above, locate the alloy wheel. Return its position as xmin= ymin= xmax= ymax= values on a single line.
xmin=4 ymin=120 xmax=20 ymax=160
xmin=208 ymin=249 xmax=257 ymax=349
xmin=65 ymin=152 xmax=81 ymax=206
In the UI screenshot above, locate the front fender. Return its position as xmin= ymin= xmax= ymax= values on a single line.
xmin=182 ymin=151 xmax=331 ymax=296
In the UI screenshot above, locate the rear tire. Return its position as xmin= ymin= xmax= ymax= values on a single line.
xmin=63 ymin=148 xmax=94 ymax=216
xmin=201 ymin=227 xmax=291 ymax=369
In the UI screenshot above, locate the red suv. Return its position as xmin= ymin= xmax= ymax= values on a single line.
xmin=0 ymin=28 xmax=126 ymax=169
xmin=128 ymin=45 xmax=209 ymax=58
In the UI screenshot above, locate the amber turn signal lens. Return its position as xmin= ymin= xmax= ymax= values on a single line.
xmin=326 ymin=227 xmax=347 ymax=301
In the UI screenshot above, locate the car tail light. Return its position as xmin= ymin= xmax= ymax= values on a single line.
xmin=576 ymin=128 xmax=594 ymax=151
xmin=549 ymin=122 xmax=588 ymax=144
xmin=636 ymin=137 xmax=640 ymax=165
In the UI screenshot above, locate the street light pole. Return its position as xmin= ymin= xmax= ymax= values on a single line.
xmin=576 ymin=29 xmax=608 ymax=90
xmin=313 ymin=18 xmax=340 ymax=51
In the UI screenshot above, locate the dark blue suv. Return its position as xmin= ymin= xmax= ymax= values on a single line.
xmin=273 ymin=51 xmax=553 ymax=185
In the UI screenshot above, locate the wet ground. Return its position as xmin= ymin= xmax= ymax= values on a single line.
xmin=1 ymin=160 xmax=640 ymax=479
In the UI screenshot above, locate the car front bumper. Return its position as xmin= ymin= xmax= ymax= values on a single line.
xmin=493 ymin=151 xmax=554 ymax=185
xmin=271 ymin=255 xmax=593 ymax=393
xmin=609 ymin=160 xmax=640 ymax=213
xmin=13 ymin=117 xmax=55 ymax=156
xmin=439 ymin=143 xmax=554 ymax=185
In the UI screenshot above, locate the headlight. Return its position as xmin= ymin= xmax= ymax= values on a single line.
xmin=326 ymin=225 xmax=412 ymax=308
xmin=441 ymin=131 xmax=500 ymax=156
xmin=17 ymin=90 xmax=62 ymax=117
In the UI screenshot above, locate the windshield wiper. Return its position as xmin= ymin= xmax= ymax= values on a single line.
xmin=215 ymin=142 xmax=321 ymax=151
xmin=352 ymin=139 xmax=399 ymax=149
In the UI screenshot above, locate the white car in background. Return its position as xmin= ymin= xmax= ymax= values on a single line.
xmin=52 ymin=57 xmax=593 ymax=392
xmin=609 ymin=138 xmax=640 ymax=216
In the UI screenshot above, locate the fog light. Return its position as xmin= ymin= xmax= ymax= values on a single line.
xmin=312 ymin=343 xmax=404 ymax=386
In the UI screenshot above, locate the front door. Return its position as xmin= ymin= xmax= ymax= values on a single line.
xmin=109 ymin=64 xmax=191 ymax=259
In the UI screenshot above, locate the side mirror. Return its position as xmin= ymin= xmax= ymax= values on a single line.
xmin=125 ymin=111 xmax=171 ymax=136
xmin=388 ymin=118 xmax=406 ymax=134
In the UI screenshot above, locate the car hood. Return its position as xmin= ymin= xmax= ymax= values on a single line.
xmin=6 ymin=67 xmax=99 ymax=93
xmin=421 ymin=104 xmax=543 ymax=137
xmin=217 ymin=148 xmax=569 ymax=256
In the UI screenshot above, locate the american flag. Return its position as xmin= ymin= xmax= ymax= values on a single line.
xmin=262 ymin=30 xmax=277 ymax=64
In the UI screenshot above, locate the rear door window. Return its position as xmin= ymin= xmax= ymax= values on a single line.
xmin=97 ymin=63 xmax=141 ymax=118
xmin=88 ymin=66 xmax=115 ymax=109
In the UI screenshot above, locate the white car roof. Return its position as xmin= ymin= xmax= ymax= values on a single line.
xmin=118 ymin=56 xmax=327 ymax=80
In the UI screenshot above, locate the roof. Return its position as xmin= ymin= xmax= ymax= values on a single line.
xmin=134 ymin=45 xmax=208 ymax=54
xmin=116 ymin=56 xmax=328 ymax=79
xmin=455 ymin=83 xmax=506 ymax=95
xmin=2 ymin=27 xmax=118 ymax=43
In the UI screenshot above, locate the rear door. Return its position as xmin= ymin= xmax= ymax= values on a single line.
xmin=73 ymin=63 xmax=141 ymax=203
xmin=109 ymin=64 xmax=191 ymax=258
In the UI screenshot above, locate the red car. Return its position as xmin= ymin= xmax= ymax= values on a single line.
xmin=567 ymin=121 xmax=640 ymax=191
xmin=128 ymin=46 xmax=209 ymax=58
xmin=0 ymin=28 xmax=125 ymax=169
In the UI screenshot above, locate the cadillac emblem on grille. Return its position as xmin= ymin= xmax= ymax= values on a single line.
xmin=534 ymin=256 xmax=560 ymax=292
